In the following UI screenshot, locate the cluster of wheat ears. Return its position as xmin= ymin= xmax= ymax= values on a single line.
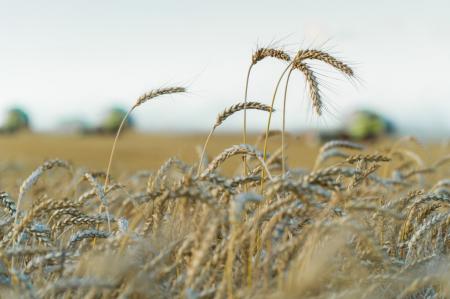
xmin=0 ymin=45 xmax=449 ymax=299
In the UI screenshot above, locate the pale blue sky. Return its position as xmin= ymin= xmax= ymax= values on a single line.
xmin=0 ymin=0 xmax=449 ymax=136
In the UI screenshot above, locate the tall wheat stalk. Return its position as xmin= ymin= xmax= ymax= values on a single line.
xmin=243 ymin=48 xmax=291 ymax=182
xmin=243 ymin=64 xmax=254 ymax=181
xmin=281 ymin=68 xmax=295 ymax=175
xmin=261 ymin=62 xmax=293 ymax=189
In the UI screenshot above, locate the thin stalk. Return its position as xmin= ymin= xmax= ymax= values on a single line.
xmin=226 ymin=219 xmax=237 ymax=299
xmin=243 ymin=64 xmax=254 ymax=184
xmin=243 ymin=64 xmax=254 ymax=146
xmin=281 ymin=68 xmax=294 ymax=176
xmin=197 ymin=128 xmax=215 ymax=176
xmin=104 ymin=108 xmax=134 ymax=191
xmin=260 ymin=62 xmax=293 ymax=190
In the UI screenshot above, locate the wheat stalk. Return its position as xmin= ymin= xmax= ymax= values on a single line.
xmin=244 ymin=47 xmax=291 ymax=183
xmin=265 ymin=49 xmax=354 ymax=183
xmin=197 ymin=102 xmax=272 ymax=176
xmin=227 ymin=192 xmax=262 ymax=298
xmin=104 ymin=87 xmax=186 ymax=190
xmin=261 ymin=62 xmax=294 ymax=189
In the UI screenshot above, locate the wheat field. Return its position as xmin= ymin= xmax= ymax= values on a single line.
xmin=0 ymin=46 xmax=449 ymax=299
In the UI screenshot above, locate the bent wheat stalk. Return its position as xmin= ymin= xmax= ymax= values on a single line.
xmin=263 ymin=49 xmax=354 ymax=186
xmin=104 ymin=87 xmax=186 ymax=190
xmin=197 ymin=102 xmax=272 ymax=176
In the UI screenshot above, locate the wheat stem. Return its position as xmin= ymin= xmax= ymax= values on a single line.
xmin=197 ymin=128 xmax=215 ymax=176
xmin=104 ymin=108 xmax=133 ymax=190
xmin=281 ymin=68 xmax=294 ymax=176
xmin=104 ymin=87 xmax=185 ymax=190
xmin=243 ymin=64 xmax=254 ymax=183
xmin=261 ymin=62 xmax=293 ymax=190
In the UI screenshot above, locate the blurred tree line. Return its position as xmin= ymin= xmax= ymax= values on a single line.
xmin=0 ymin=106 xmax=395 ymax=141
xmin=0 ymin=107 xmax=135 ymax=135
xmin=0 ymin=108 xmax=30 ymax=134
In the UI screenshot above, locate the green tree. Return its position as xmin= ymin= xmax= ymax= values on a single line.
xmin=2 ymin=108 xmax=30 ymax=133
xmin=100 ymin=107 xmax=135 ymax=133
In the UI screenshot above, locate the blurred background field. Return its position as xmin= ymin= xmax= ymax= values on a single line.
xmin=0 ymin=132 xmax=319 ymax=175
xmin=0 ymin=132 xmax=447 ymax=184
xmin=0 ymin=104 xmax=407 ymax=176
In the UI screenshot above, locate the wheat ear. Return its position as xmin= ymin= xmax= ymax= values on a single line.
xmin=290 ymin=49 xmax=353 ymax=116
xmin=280 ymin=62 xmax=320 ymax=174
xmin=84 ymin=173 xmax=111 ymax=232
xmin=313 ymin=140 xmax=365 ymax=170
xmin=295 ymin=49 xmax=354 ymax=76
xmin=200 ymin=144 xmax=273 ymax=180
xmin=292 ymin=62 xmax=321 ymax=115
xmin=15 ymin=159 xmax=70 ymax=225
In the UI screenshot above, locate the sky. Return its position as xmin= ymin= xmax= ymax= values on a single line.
xmin=0 ymin=0 xmax=449 ymax=137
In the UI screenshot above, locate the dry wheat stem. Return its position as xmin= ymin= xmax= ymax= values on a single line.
xmin=281 ymin=62 xmax=321 ymax=175
xmin=243 ymin=64 xmax=254 ymax=181
xmin=281 ymin=68 xmax=294 ymax=176
xmin=261 ymin=62 xmax=294 ymax=190
xmin=104 ymin=108 xmax=133 ymax=190
xmin=197 ymin=128 xmax=216 ymax=177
